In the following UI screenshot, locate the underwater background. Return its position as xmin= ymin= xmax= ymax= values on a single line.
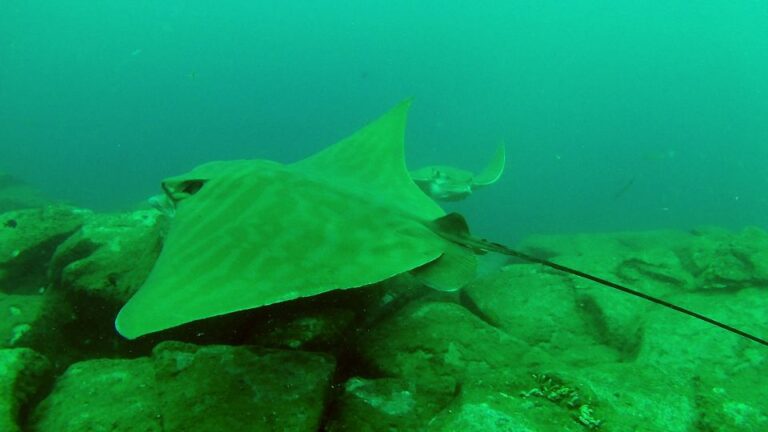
xmin=2 ymin=2 xmax=768 ymax=431
xmin=2 ymin=1 xmax=767 ymax=243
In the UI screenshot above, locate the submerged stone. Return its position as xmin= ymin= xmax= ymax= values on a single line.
xmin=29 ymin=357 xmax=160 ymax=432
xmin=326 ymin=376 xmax=457 ymax=431
xmin=152 ymin=342 xmax=335 ymax=432
xmin=0 ymin=348 xmax=52 ymax=432
xmin=357 ymin=301 xmax=528 ymax=384
xmin=29 ymin=342 xmax=336 ymax=432
xmin=0 ymin=206 xmax=88 ymax=293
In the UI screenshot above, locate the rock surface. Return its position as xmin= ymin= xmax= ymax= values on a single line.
xmin=358 ymin=301 xmax=529 ymax=384
xmin=0 ymin=206 xmax=88 ymax=293
xmin=326 ymin=376 xmax=457 ymax=431
xmin=29 ymin=342 xmax=336 ymax=432
xmin=29 ymin=357 xmax=160 ymax=432
xmin=153 ymin=342 xmax=335 ymax=432
xmin=0 ymin=348 xmax=52 ymax=432
xmin=50 ymin=210 xmax=165 ymax=304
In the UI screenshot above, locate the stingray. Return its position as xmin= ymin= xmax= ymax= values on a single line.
xmin=116 ymin=100 xmax=476 ymax=339
xmin=116 ymin=101 xmax=767 ymax=347
xmin=410 ymin=144 xmax=505 ymax=201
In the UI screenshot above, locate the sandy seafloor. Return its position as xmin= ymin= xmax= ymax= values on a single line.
xmin=1 ymin=178 xmax=767 ymax=432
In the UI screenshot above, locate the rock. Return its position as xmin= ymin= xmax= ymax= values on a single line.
xmin=521 ymin=230 xmax=695 ymax=292
xmin=0 ymin=293 xmax=46 ymax=348
xmin=357 ymin=301 xmax=529 ymax=386
xmin=29 ymin=357 xmax=161 ymax=432
xmin=231 ymin=272 xmax=431 ymax=354
xmin=414 ymin=362 xmax=697 ymax=431
xmin=426 ymin=385 xmax=577 ymax=432
xmin=462 ymin=264 xmax=623 ymax=364
xmin=326 ymin=376 xmax=457 ymax=431
xmin=42 ymin=210 xmax=165 ymax=358
xmin=636 ymin=287 xmax=768 ymax=375
xmin=30 ymin=342 xmax=336 ymax=432
xmin=152 ymin=342 xmax=335 ymax=432
xmin=0 ymin=348 xmax=52 ymax=432
xmin=693 ymin=373 xmax=768 ymax=431
xmin=569 ymin=363 xmax=697 ymax=431
xmin=246 ymin=305 xmax=357 ymax=350
xmin=50 ymin=209 xmax=165 ymax=304
xmin=682 ymin=226 xmax=768 ymax=290
xmin=0 ymin=291 xmax=78 ymax=371
xmin=0 ymin=206 xmax=88 ymax=293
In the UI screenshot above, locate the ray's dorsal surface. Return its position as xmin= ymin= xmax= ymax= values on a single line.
xmin=115 ymin=100 xmax=475 ymax=339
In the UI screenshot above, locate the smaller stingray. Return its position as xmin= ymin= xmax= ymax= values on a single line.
xmin=410 ymin=144 xmax=505 ymax=201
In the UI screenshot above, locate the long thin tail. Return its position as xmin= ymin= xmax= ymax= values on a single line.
xmin=430 ymin=213 xmax=768 ymax=347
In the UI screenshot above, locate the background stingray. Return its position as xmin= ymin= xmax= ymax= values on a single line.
xmin=115 ymin=100 xmax=476 ymax=339
xmin=410 ymin=144 xmax=505 ymax=201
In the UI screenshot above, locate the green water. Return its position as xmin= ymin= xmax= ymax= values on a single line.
xmin=1 ymin=1 xmax=767 ymax=242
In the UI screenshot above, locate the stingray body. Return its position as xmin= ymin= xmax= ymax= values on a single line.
xmin=410 ymin=144 xmax=505 ymax=201
xmin=116 ymin=101 xmax=768 ymax=347
xmin=115 ymin=101 xmax=476 ymax=339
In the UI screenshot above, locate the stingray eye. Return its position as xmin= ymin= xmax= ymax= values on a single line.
xmin=163 ymin=179 xmax=208 ymax=203
xmin=180 ymin=180 xmax=205 ymax=196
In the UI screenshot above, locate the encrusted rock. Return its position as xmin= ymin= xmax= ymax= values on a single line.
xmin=569 ymin=363 xmax=697 ymax=431
xmin=357 ymin=301 xmax=528 ymax=385
xmin=682 ymin=226 xmax=768 ymax=290
xmin=29 ymin=357 xmax=160 ymax=432
xmin=462 ymin=264 xmax=622 ymax=364
xmin=0 ymin=291 xmax=77 ymax=370
xmin=29 ymin=342 xmax=336 ymax=432
xmin=636 ymin=287 xmax=768 ymax=374
xmin=42 ymin=210 xmax=165 ymax=358
xmin=326 ymin=376 xmax=457 ymax=431
xmin=426 ymin=386 xmax=559 ymax=432
xmin=50 ymin=209 xmax=165 ymax=304
xmin=0 ymin=206 xmax=88 ymax=293
xmin=0 ymin=348 xmax=52 ymax=432
xmin=152 ymin=342 xmax=335 ymax=432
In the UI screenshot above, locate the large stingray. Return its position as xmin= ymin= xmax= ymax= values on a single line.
xmin=410 ymin=144 xmax=505 ymax=201
xmin=116 ymin=101 xmax=768 ymax=347
xmin=115 ymin=100 xmax=476 ymax=339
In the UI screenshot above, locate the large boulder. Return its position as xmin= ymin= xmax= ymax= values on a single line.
xmin=357 ymin=301 xmax=529 ymax=385
xmin=680 ymin=226 xmax=768 ymax=290
xmin=50 ymin=210 xmax=166 ymax=305
xmin=636 ymin=287 xmax=768 ymax=375
xmin=0 ymin=293 xmax=69 ymax=361
xmin=29 ymin=357 xmax=160 ymax=432
xmin=326 ymin=376 xmax=457 ymax=431
xmin=461 ymin=264 xmax=623 ymax=364
xmin=0 ymin=348 xmax=52 ymax=432
xmin=29 ymin=342 xmax=336 ymax=432
xmin=0 ymin=206 xmax=88 ymax=293
xmin=153 ymin=342 xmax=335 ymax=431
xmin=44 ymin=210 xmax=165 ymax=358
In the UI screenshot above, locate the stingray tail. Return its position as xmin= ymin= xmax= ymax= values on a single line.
xmin=430 ymin=213 xmax=768 ymax=347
